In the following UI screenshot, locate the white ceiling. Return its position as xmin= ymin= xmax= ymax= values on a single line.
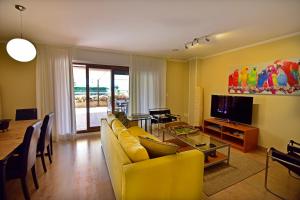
xmin=1 ymin=0 xmax=300 ymax=60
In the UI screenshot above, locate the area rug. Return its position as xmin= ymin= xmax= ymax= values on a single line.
xmin=203 ymin=151 xmax=265 ymax=196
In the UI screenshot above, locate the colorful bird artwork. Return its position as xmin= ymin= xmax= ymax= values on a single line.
xmin=232 ymin=69 xmax=239 ymax=88
xmin=240 ymin=66 xmax=249 ymax=88
xmin=277 ymin=68 xmax=288 ymax=87
xmin=228 ymin=59 xmax=300 ymax=95
xmin=257 ymin=69 xmax=268 ymax=89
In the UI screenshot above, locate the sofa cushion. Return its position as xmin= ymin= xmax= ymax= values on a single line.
xmin=112 ymin=119 xmax=127 ymax=137
xmin=139 ymin=136 xmax=179 ymax=158
xmin=118 ymin=130 xmax=149 ymax=162
xmin=127 ymin=126 xmax=160 ymax=141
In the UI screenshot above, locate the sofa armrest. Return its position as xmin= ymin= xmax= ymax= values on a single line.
xmin=122 ymin=150 xmax=204 ymax=200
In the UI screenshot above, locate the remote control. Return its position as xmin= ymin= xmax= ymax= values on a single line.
xmin=195 ymin=143 xmax=206 ymax=147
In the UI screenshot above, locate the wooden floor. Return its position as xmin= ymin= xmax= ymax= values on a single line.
xmin=5 ymin=134 xmax=300 ymax=200
xmin=6 ymin=134 xmax=115 ymax=200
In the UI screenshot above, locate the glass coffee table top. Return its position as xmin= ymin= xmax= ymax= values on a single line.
xmin=173 ymin=132 xmax=229 ymax=152
xmin=164 ymin=127 xmax=231 ymax=168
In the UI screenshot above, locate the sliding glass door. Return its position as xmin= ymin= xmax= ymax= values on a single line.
xmin=73 ymin=64 xmax=129 ymax=132
xmin=88 ymin=68 xmax=111 ymax=128
xmin=114 ymin=73 xmax=129 ymax=115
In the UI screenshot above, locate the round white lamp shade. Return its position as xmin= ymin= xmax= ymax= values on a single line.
xmin=6 ymin=38 xmax=36 ymax=62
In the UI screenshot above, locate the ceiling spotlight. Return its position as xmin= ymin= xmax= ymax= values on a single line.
xmin=204 ymin=36 xmax=211 ymax=43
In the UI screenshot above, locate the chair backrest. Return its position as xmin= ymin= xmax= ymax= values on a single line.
xmin=21 ymin=121 xmax=42 ymax=174
xmin=271 ymin=148 xmax=300 ymax=176
xmin=15 ymin=108 xmax=38 ymax=121
xmin=38 ymin=113 xmax=54 ymax=152
xmin=149 ymin=108 xmax=171 ymax=115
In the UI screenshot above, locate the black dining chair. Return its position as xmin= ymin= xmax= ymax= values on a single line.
xmin=37 ymin=113 xmax=54 ymax=172
xmin=15 ymin=108 xmax=38 ymax=121
xmin=6 ymin=120 xmax=42 ymax=200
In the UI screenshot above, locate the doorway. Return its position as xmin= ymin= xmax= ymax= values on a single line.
xmin=73 ymin=64 xmax=129 ymax=132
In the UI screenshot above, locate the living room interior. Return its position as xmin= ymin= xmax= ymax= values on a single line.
xmin=0 ymin=1 xmax=299 ymax=200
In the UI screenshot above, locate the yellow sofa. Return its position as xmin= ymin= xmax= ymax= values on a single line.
xmin=101 ymin=118 xmax=204 ymax=200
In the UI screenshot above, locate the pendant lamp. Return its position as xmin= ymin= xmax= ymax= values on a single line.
xmin=6 ymin=5 xmax=36 ymax=62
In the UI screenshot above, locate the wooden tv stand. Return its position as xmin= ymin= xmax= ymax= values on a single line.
xmin=203 ymin=118 xmax=259 ymax=152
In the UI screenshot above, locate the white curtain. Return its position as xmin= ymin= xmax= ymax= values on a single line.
xmin=129 ymin=55 xmax=166 ymax=114
xmin=36 ymin=45 xmax=76 ymax=141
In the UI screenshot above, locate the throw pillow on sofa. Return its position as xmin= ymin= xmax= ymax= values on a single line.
xmin=127 ymin=126 xmax=160 ymax=141
xmin=118 ymin=130 xmax=150 ymax=162
xmin=139 ymin=136 xmax=179 ymax=158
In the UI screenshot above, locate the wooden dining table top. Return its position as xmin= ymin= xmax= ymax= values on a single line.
xmin=0 ymin=120 xmax=39 ymax=160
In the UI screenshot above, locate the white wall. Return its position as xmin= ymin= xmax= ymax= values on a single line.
xmin=72 ymin=48 xmax=131 ymax=66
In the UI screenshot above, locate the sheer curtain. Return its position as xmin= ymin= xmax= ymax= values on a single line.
xmin=36 ymin=45 xmax=76 ymax=141
xmin=129 ymin=55 xmax=166 ymax=114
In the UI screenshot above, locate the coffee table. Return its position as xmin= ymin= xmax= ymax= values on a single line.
xmin=163 ymin=126 xmax=231 ymax=168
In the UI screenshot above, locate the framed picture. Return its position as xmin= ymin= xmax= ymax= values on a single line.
xmin=228 ymin=59 xmax=300 ymax=95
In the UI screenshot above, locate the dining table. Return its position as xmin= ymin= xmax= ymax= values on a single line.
xmin=0 ymin=119 xmax=38 ymax=200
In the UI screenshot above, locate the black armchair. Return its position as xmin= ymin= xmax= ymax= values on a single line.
xmin=149 ymin=108 xmax=180 ymax=135
xmin=265 ymin=140 xmax=300 ymax=199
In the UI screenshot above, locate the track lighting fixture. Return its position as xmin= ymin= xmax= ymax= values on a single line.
xmin=185 ymin=35 xmax=212 ymax=49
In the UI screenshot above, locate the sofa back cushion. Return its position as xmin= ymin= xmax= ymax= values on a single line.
xmin=118 ymin=130 xmax=149 ymax=162
xmin=112 ymin=119 xmax=127 ymax=137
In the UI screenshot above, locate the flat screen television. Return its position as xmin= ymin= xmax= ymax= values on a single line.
xmin=210 ymin=95 xmax=253 ymax=125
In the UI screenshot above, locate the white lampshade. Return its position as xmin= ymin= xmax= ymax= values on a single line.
xmin=6 ymin=38 xmax=36 ymax=62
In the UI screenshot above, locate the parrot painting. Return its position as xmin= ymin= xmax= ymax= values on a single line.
xmin=228 ymin=73 xmax=233 ymax=92
xmin=240 ymin=66 xmax=249 ymax=88
xmin=281 ymin=61 xmax=298 ymax=87
xmin=257 ymin=69 xmax=268 ymax=91
xmin=271 ymin=73 xmax=278 ymax=88
xmin=290 ymin=61 xmax=299 ymax=89
xmin=247 ymin=67 xmax=257 ymax=91
xmin=228 ymin=60 xmax=299 ymax=95
xmin=232 ymin=69 xmax=239 ymax=88
xmin=277 ymin=67 xmax=288 ymax=87
xmin=267 ymin=65 xmax=278 ymax=88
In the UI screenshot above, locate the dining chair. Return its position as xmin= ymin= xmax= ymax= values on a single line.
xmin=6 ymin=120 xmax=42 ymax=200
xmin=37 ymin=113 xmax=54 ymax=172
xmin=15 ymin=108 xmax=38 ymax=121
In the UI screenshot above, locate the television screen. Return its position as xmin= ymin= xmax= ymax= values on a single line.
xmin=211 ymin=95 xmax=253 ymax=125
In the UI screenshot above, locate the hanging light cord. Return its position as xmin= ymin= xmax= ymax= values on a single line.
xmin=15 ymin=4 xmax=26 ymax=38
xmin=20 ymin=8 xmax=23 ymax=38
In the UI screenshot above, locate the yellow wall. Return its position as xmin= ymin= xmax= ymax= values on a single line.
xmin=0 ymin=43 xmax=36 ymax=119
xmin=197 ymin=35 xmax=300 ymax=150
xmin=166 ymin=60 xmax=189 ymax=121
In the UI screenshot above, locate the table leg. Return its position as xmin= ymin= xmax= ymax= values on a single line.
xmin=145 ymin=119 xmax=148 ymax=132
xmin=227 ymin=146 xmax=231 ymax=165
xmin=50 ymin=133 xmax=53 ymax=155
xmin=0 ymin=160 xmax=7 ymax=200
